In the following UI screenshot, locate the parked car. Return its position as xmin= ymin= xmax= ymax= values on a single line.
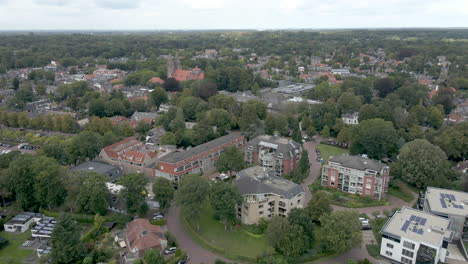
xmin=359 ymin=217 xmax=371 ymax=230
xmin=216 ymin=173 xmax=229 ymax=181
xmin=164 ymin=247 xmax=177 ymax=255
xmin=153 ymin=213 xmax=164 ymax=220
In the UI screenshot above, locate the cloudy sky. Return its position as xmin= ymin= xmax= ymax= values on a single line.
xmin=0 ymin=0 xmax=467 ymax=30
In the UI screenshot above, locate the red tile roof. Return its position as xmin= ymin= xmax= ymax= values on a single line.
xmin=102 ymin=137 xmax=141 ymax=159
xmin=448 ymin=113 xmax=462 ymax=122
xmin=149 ymin=77 xmax=165 ymax=85
xmin=172 ymin=67 xmax=205 ymax=82
xmin=126 ymin=219 xmax=166 ymax=257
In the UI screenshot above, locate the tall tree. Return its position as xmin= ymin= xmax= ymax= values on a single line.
xmin=50 ymin=215 xmax=85 ymax=264
xmin=435 ymin=122 xmax=468 ymax=160
xmin=307 ymin=190 xmax=332 ymax=222
xmin=75 ymin=172 xmax=109 ymax=215
xmin=396 ymin=139 xmax=451 ymax=188
xmin=215 ymin=146 xmax=245 ymax=176
xmin=375 ymin=78 xmax=395 ymax=98
xmin=350 ymin=118 xmax=399 ymax=159
xmin=120 ymin=173 xmax=149 ymax=215
xmin=152 ymin=177 xmax=175 ymax=210
xmin=319 ymin=211 xmax=362 ymax=253
xmin=266 ymin=216 xmax=308 ymax=257
xmin=175 ymin=174 xmax=209 ymax=231
xmin=209 ymin=182 xmax=242 ymax=230
xmin=150 ymin=87 xmax=168 ymax=110
xmin=143 ymin=249 xmax=165 ymax=264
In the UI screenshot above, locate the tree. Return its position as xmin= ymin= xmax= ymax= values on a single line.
xmin=375 ymin=78 xmax=395 ymax=97
xmin=427 ymin=106 xmax=444 ymax=129
xmin=150 ymin=87 xmax=168 ymax=110
xmin=215 ymin=146 xmax=245 ymax=176
xmin=175 ymin=174 xmax=209 ymax=231
xmin=50 ymin=214 xmax=85 ymax=264
xmin=160 ymin=132 xmax=177 ymax=145
xmin=350 ymin=118 xmax=399 ymax=159
xmin=266 ymin=216 xmax=308 ymax=257
xmin=12 ymin=77 xmax=20 ymax=90
xmin=76 ymin=172 xmax=109 ymax=215
xmin=143 ymin=249 xmax=164 ymax=264
xmin=298 ymin=150 xmax=309 ymax=174
xmin=163 ymin=78 xmax=181 ymax=92
xmin=264 ymin=113 xmax=288 ymax=136
xmin=288 ymin=208 xmax=314 ymax=245
xmin=191 ymin=80 xmax=218 ymax=100
xmin=135 ymin=120 xmax=151 ymax=135
xmin=120 ymin=173 xmax=149 ymax=215
xmin=321 ymin=125 xmax=330 ymax=138
xmin=307 ymin=190 xmax=332 ymax=222
xmin=319 ymin=211 xmax=362 ymax=253
xmin=210 ymin=182 xmax=242 ymax=230
xmin=337 ymin=92 xmax=362 ymax=114
xmin=435 ymin=122 xmax=468 ymax=160
xmin=396 ymin=139 xmax=451 ymax=188
xmin=152 ymin=177 xmax=175 ymax=210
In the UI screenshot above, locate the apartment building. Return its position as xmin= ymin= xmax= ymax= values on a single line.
xmin=421 ymin=187 xmax=468 ymax=241
xmin=244 ymin=135 xmax=302 ymax=177
xmin=234 ymin=166 xmax=304 ymax=225
xmin=155 ymin=132 xmax=245 ymax=181
xmin=321 ymin=154 xmax=390 ymax=200
xmin=380 ymin=207 xmax=453 ymax=264
xmin=98 ymin=137 xmax=160 ymax=176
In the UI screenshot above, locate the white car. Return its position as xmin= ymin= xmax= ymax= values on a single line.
xmin=164 ymin=247 xmax=177 ymax=255
xmin=217 ymin=173 xmax=229 ymax=181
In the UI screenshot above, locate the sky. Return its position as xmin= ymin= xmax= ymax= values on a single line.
xmin=0 ymin=0 xmax=467 ymax=30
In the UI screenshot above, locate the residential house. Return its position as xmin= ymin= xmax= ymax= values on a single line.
xmin=244 ymin=135 xmax=302 ymax=177
xmin=234 ymin=166 xmax=304 ymax=225
xmin=172 ymin=67 xmax=205 ymax=82
xmin=130 ymin=112 xmax=158 ymax=126
xmin=4 ymin=212 xmax=43 ymax=233
xmin=124 ymin=219 xmax=167 ymax=263
xmin=342 ymin=112 xmax=359 ymax=125
xmin=31 ymin=216 xmax=56 ymax=240
xmin=148 ymin=77 xmax=165 ymax=85
xmin=155 ymin=132 xmax=245 ymax=181
xmin=71 ymin=160 xmax=122 ymax=183
xmin=380 ymin=207 xmax=453 ymax=264
xmin=321 ymin=154 xmax=390 ymax=200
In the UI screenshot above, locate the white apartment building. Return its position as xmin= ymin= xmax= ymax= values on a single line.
xmin=380 ymin=207 xmax=453 ymax=264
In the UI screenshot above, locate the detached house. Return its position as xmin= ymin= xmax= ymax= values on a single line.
xmin=124 ymin=219 xmax=167 ymax=263
xmin=342 ymin=112 xmax=359 ymax=125
xmin=172 ymin=67 xmax=205 ymax=82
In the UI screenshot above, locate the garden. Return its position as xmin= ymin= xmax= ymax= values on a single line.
xmin=0 ymin=231 xmax=33 ymax=264
xmin=316 ymin=143 xmax=348 ymax=162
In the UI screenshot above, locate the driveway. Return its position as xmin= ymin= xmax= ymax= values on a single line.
xmin=166 ymin=206 xmax=227 ymax=264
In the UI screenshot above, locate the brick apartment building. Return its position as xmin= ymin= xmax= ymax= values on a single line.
xmin=98 ymin=137 xmax=160 ymax=176
xmin=321 ymin=154 xmax=390 ymax=200
xmin=155 ymin=132 xmax=245 ymax=181
xmin=244 ymin=135 xmax=302 ymax=177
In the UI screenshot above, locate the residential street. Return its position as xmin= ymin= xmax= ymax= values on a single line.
xmin=302 ymin=141 xmax=322 ymax=204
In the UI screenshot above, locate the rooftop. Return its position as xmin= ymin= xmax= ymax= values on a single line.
xmin=158 ymin=132 xmax=243 ymax=164
xmin=381 ymin=207 xmax=453 ymax=247
xmin=425 ymin=187 xmax=468 ymax=216
xmin=247 ymin=135 xmax=302 ymax=159
xmin=328 ymin=154 xmax=387 ymax=172
xmin=71 ymin=161 xmax=120 ymax=175
xmin=5 ymin=212 xmax=41 ymax=225
xmin=234 ymin=166 xmax=303 ymax=199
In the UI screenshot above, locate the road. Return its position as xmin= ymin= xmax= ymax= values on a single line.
xmin=166 ymin=206 xmax=227 ymax=264
xmin=302 ymin=141 xmax=322 ymax=204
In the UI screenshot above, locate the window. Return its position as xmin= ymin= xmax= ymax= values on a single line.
xmin=401 ymin=257 xmax=412 ymax=264
xmin=403 ymin=241 xmax=415 ymax=250
xmin=386 ymin=243 xmax=394 ymax=249
xmin=402 ymin=249 xmax=414 ymax=258
xmin=385 ymin=251 xmax=392 ymax=257
xmin=259 ymin=211 xmax=263 ymax=215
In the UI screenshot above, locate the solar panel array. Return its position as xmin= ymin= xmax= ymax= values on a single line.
xmin=440 ymin=193 xmax=464 ymax=209
xmin=32 ymin=217 xmax=56 ymax=237
xmin=401 ymin=215 xmax=426 ymax=235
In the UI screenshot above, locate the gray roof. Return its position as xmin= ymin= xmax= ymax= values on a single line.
xmin=159 ymin=132 xmax=243 ymax=164
xmin=328 ymin=154 xmax=386 ymax=172
xmin=234 ymin=166 xmax=303 ymax=199
xmin=424 ymin=187 xmax=468 ymax=217
xmin=5 ymin=212 xmax=41 ymax=225
xmin=342 ymin=112 xmax=359 ymax=119
xmin=131 ymin=111 xmax=158 ymax=121
xmin=246 ymin=135 xmax=302 ymax=160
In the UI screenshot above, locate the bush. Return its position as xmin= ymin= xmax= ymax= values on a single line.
xmin=151 ymin=219 xmax=167 ymax=226
xmin=165 ymin=231 xmax=177 ymax=247
xmin=366 ymin=244 xmax=380 ymax=258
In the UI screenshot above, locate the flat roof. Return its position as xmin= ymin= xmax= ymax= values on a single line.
xmin=328 ymin=154 xmax=386 ymax=172
xmin=71 ymin=161 xmax=119 ymax=175
xmin=5 ymin=212 xmax=40 ymax=225
xmin=158 ymin=132 xmax=243 ymax=164
xmin=381 ymin=207 xmax=452 ymax=247
xmin=425 ymin=187 xmax=468 ymax=217
xmin=234 ymin=166 xmax=303 ymax=199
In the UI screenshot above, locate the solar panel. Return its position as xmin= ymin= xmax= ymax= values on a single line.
xmin=410 ymin=215 xmax=416 ymax=221
xmin=449 ymin=194 xmax=456 ymax=201
xmin=401 ymin=220 xmax=411 ymax=232
xmin=418 ymin=229 xmax=424 ymax=234
xmin=440 ymin=198 xmax=447 ymax=208
xmin=420 ymin=218 xmax=427 ymax=226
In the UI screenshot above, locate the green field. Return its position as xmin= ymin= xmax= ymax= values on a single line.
xmin=184 ymin=204 xmax=273 ymax=261
xmin=387 ymin=179 xmax=417 ymax=202
xmin=316 ymin=143 xmax=348 ymax=162
xmin=0 ymin=231 xmax=33 ymax=264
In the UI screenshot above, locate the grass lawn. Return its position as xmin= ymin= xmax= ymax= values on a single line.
xmin=184 ymin=204 xmax=273 ymax=260
xmin=316 ymin=143 xmax=348 ymax=163
xmin=387 ymin=179 xmax=417 ymax=203
xmin=0 ymin=231 xmax=33 ymax=264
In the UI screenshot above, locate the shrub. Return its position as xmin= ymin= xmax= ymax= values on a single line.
xmin=165 ymin=231 xmax=177 ymax=247
xmin=151 ymin=219 xmax=167 ymax=226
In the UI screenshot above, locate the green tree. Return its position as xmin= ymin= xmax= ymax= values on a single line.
xmin=120 ymin=173 xmax=149 ymax=215
xmin=299 ymin=150 xmax=309 ymax=174
xmin=50 ymin=214 xmax=85 ymax=264
xmin=307 ymin=190 xmax=332 ymax=222
xmin=288 ymin=208 xmax=314 ymax=245
xmin=337 ymin=92 xmax=362 ymax=114
xmin=175 ymin=174 xmax=209 ymax=231
xmin=152 ymin=177 xmax=175 ymax=210
xmin=215 ymin=146 xmax=245 ymax=176
xmin=143 ymin=249 xmax=164 ymax=264
xmin=321 ymin=125 xmax=330 ymax=138
xmin=266 ymin=216 xmax=307 ymax=257
xmin=396 ymin=139 xmax=451 ymax=188
xmin=210 ymin=182 xmax=242 ymax=230
xmin=160 ymin=132 xmax=177 ymax=145
xmin=435 ymin=122 xmax=468 ymax=160
xmin=150 ymin=87 xmax=168 ymax=110
xmin=75 ymin=172 xmax=109 ymax=215
xmin=427 ymin=106 xmax=444 ymax=129
xmin=264 ymin=113 xmax=288 ymax=136
xmin=319 ymin=211 xmax=362 ymax=253
xmin=350 ymin=118 xmax=399 ymax=159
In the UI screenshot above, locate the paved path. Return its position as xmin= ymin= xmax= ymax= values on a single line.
xmin=302 ymin=141 xmax=322 ymax=204
xmin=166 ymin=206 xmax=227 ymax=264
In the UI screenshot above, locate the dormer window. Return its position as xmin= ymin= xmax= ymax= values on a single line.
xmin=277 ymin=153 xmax=283 ymax=159
xmin=248 ymin=146 xmax=253 ymax=150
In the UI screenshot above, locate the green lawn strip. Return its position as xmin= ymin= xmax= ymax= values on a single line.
xmin=387 ymin=179 xmax=417 ymax=202
xmin=181 ymin=204 xmax=273 ymax=262
xmin=0 ymin=231 xmax=33 ymax=264
xmin=316 ymin=143 xmax=348 ymax=162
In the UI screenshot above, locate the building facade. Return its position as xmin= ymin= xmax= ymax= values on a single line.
xmin=234 ymin=166 xmax=304 ymax=225
xmin=321 ymin=154 xmax=390 ymax=200
xmin=380 ymin=207 xmax=453 ymax=264
xmin=244 ymin=135 xmax=302 ymax=177
xmin=342 ymin=112 xmax=359 ymax=125
xmin=155 ymin=132 xmax=245 ymax=181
